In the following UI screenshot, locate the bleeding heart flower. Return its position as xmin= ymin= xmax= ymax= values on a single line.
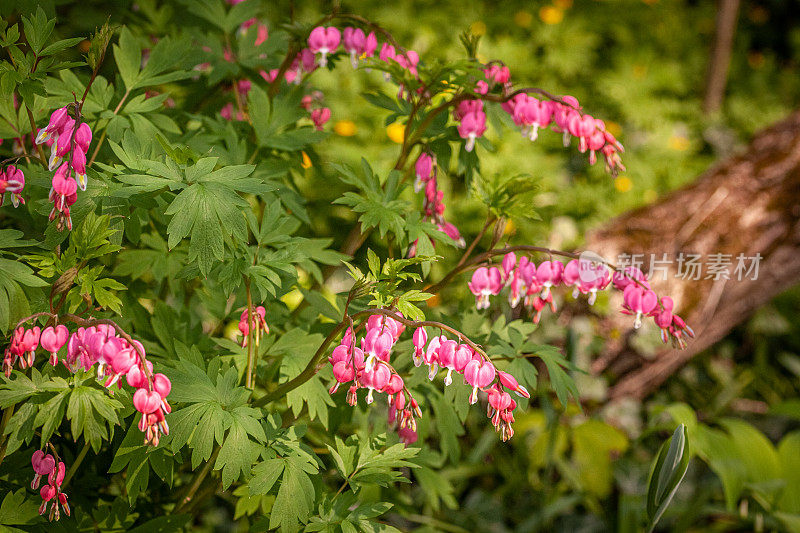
xmin=133 ymin=389 xmax=162 ymax=414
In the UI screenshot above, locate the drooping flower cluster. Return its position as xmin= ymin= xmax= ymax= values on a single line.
xmin=34 ymin=106 xmax=93 ymax=231
xmin=70 ymin=325 xmax=171 ymax=446
xmin=328 ymin=314 xmax=420 ymax=444
xmin=31 ymin=449 xmax=69 ymax=521
xmin=412 ymin=327 xmax=530 ymax=441
xmin=613 ymin=267 xmax=695 ymax=348
xmin=4 ymin=322 xmax=171 ymax=445
xmin=500 ymin=91 xmax=625 ymax=175
xmin=237 ymin=305 xmax=270 ymax=347
xmin=408 ymin=152 xmax=465 ymax=254
xmin=469 ymin=252 xmax=694 ymax=348
xmin=327 ymin=312 xmax=529 ymax=443
xmin=0 ymin=164 xmax=25 ymax=207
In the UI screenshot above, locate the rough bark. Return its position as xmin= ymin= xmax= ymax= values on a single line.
xmin=586 ymin=111 xmax=800 ymax=400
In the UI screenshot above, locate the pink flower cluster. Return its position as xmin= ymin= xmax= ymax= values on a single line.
xmin=408 ymin=152 xmax=465 ymax=254
xmin=327 ymin=312 xmax=530 ymax=443
xmin=412 ymin=327 xmax=529 ymax=441
xmin=3 ymin=326 xmax=42 ymax=373
xmin=0 ymin=164 xmax=25 ymax=207
xmin=468 ymin=253 xmax=694 ymax=348
xmin=237 ymin=305 xmax=270 ymax=347
xmin=34 ymin=106 xmax=93 ymax=231
xmin=449 ymin=64 xmax=511 ymax=153
xmin=614 ymin=267 xmax=695 ymax=348
xmin=501 ymin=92 xmax=625 ymax=175
xmin=304 ymin=25 xmax=421 ymax=91
xmin=328 ymin=314 xmax=420 ymax=444
xmin=446 ymin=63 xmax=626 ymax=173
xmin=3 ymin=322 xmax=171 ymax=445
xmin=31 ymin=449 xmax=69 ymax=521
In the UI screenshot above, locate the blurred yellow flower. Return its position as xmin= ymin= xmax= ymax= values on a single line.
xmin=668 ymin=135 xmax=690 ymax=151
xmin=643 ymin=189 xmax=658 ymax=203
xmin=514 ymin=10 xmax=533 ymax=28
xmin=614 ymin=176 xmax=633 ymax=192
xmin=605 ymin=121 xmax=622 ymax=138
xmin=280 ymin=289 xmax=303 ymax=311
xmin=301 ymin=151 xmax=312 ymax=169
xmin=334 ymin=120 xmax=357 ymax=136
xmin=386 ymin=123 xmax=405 ymax=144
xmin=470 ymin=21 xmax=487 ymax=36
xmin=539 ymin=6 xmax=564 ymax=25
xmin=503 ymin=219 xmax=516 ymax=235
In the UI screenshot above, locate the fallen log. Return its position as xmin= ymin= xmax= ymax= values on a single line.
xmin=586 ymin=111 xmax=800 ymax=400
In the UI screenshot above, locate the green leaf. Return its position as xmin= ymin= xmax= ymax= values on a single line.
xmin=40 ymin=37 xmax=84 ymax=57
xmin=270 ymin=455 xmax=317 ymax=532
xmin=127 ymin=515 xmax=192 ymax=533
xmin=215 ymin=410 xmax=263 ymax=490
xmin=21 ymin=7 xmax=54 ymax=55
xmin=248 ymin=86 xmax=324 ymax=150
xmin=34 ymin=390 xmax=68 ymax=443
xmin=646 ymin=424 xmax=690 ymax=532
xmin=249 ymin=458 xmax=285 ymax=496
xmin=165 ymin=182 xmax=248 ymax=276
xmin=0 ymin=488 xmax=40 ymax=526
xmin=113 ymin=26 xmax=190 ymax=92
xmin=350 ymin=440 xmax=419 ymax=489
xmin=274 ymin=329 xmax=334 ymax=428
xmin=67 ymin=385 xmax=123 ymax=451
xmin=113 ymin=27 xmax=142 ymax=92
xmin=778 ymin=431 xmax=800 ymax=513
xmin=430 ymin=394 xmax=464 ymax=463
xmin=109 ymin=422 xmax=175 ymax=504
xmin=535 ymin=345 xmax=580 ymax=408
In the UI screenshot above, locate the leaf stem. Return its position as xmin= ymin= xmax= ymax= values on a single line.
xmin=173 ymin=446 xmax=220 ymax=514
xmin=455 ymin=214 xmax=496 ymax=269
xmin=61 ymin=441 xmax=90 ymax=488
